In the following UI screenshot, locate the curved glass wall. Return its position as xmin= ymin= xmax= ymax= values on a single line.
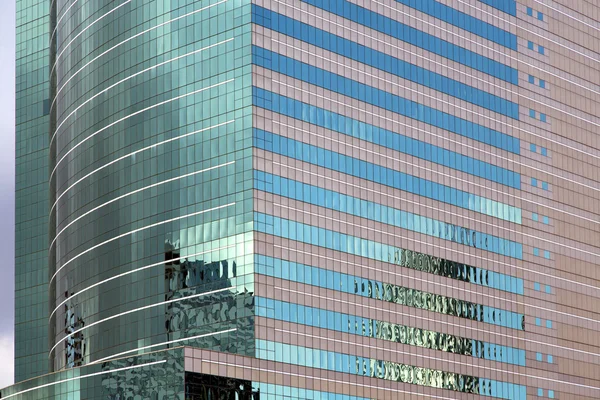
xmin=48 ymin=0 xmax=254 ymax=372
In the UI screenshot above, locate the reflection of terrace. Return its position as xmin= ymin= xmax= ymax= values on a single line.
xmin=164 ymin=240 xmax=254 ymax=355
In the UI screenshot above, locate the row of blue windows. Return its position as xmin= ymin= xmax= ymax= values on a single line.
xmin=255 ymin=339 xmax=527 ymax=399
xmin=255 ymin=296 xmax=526 ymax=365
xmin=527 ymin=41 xmax=546 ymax=55
xmin=253 ymin=129 xmax=523 ymax=223
xmin=255 ymin=170 xmax=523 ymax=258
xmin=531 ymin=178 xmax=549 ymax=191
xmin=528 ymin=75 xmax=547 ymax=89
xmin=538 ymin=388 xmax=556 ymax=398
xmin=255 ymin=252 xmax=524 ymax=330
xmin=299 ymin=0 xmax=518 ymax=84
xmin=253 ymin=47 xmax=521 ymax=154
xmin=530 ymin=143 xmax=549 ymax=156
xmin=254 ymin=217 xmax=524 ymax=295
xmin=253 ymin=382 xmax=369 ymax=400
xmin=252 ymin=6 xmax=519 ymax=119
xmin=529 ymin=110 xmax=548 ymax=122
xmin=533 ymin=248 xmax=551 ymax=259
xmin=534 ymin=282 xmax=552 ymax=294
xmin=391 ymin=0 xmax=517 ymax=49
xmin=535 ymin=318 xmax=553 ymax=329
xmin=479 ymin=0 xmax=517 ymax=15
xmin=526 ymin=7 xmax=544 ymax=21
xmin=254 ymin=87 xmax=521 ymax=189
xmin=536 ymin=352 xmax=554 ymax=364
xmin=532 ymin=213 xmax=550 ymax=225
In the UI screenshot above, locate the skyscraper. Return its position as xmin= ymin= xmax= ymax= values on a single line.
xmin=5 ymin=0 xmax=600 ymax=398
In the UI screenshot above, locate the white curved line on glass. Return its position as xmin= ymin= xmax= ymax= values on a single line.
xmin=91 ymin=328 xmax=237 ymax=364
xmin=50 ymin=161 xmax=234 ymax=251
xmin=1 ymin=361 xmax=167 ymax=399
xmin=50 ymin=0 xmax=227 ymax=112
xmin=49 ymin=120 xmax=234 ymax=221
xmin=51 ymin=0 xmax=133 ymax=76
xmin=49 ymin=286 xmax=236 ymax=356
xmin=51 ymin=0 xmax=81 ymax=41
xmin=49 ymin=79 xmax=233 ymax=181
xmin=49 ymin=244 xmax=235 ymax=320
xmin=51 ymin=39 xmax=233 ymax=146
xmin=49 ymin=202 xmax=235 ymax=284
xmin=273 ymin=164 xmax=600 ymax=294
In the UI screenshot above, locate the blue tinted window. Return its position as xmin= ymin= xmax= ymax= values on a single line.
xmin=529 ymin=109 xmax=536 ymax=118
xmin=254 ymin=220 xmax=525 ymax=295
xmin=532 ymin=212 xmax=539 ymax=221
xmin=540 ymin=113 xmax=547 ymax=122
xmin=547 ymin=355 xmax=553 ymax=363
xmin=528 ymin=41 xmax=535 ymax=50
xmin=540 ymin=79 xmax=546 ymax=89
xmin=545 ymin=285 xmax=552 ymax=294
xmin=534 ymin=282 xmax=540 ymax=291
xmin=479 ymin=0 xmax=517 ymax=15
xmin=536 ymin=317 xmax=541 ymax=326
xmin=538 ymin=388 xmax=544 ymax=396
xmin=539 ymin=45 xmax=545 ymax=55
xmin=542 ymin=181 xmax=549 ymax=190
xmin=528 ymin=75 xmax=535 ymax=84
xmin=297 ymin=0 xmax=518 ymax=83
xmin=252 ymin=49 xmax=521 ymax=153
xmin=526 ymin=7 xmax=533 ymax=16
xmin=549 ymin=390 xmax=555 ymax=398
xmin=543 ymin=216 xmax=550 ymax=224
xmin=530 ymin=143 xmax=537 ymax=152
xmin=255 ymin=171 xmax=522 ymax=258
xmin=544 ymin=250 xmax=551 ymax=259
xmin=538 ymin=11 xmax=544 ymax=21
xmin=536 ymin=352 xmax=542 ymax=361
xmin=541 ymin=147 xmax=548 ymax=156
xmin=253 ymin=88 xmax=520 ymax=188
xmin=531 ymin=178 xmax=538 ymax=187
xmin=533 ymin=248 xmax=540 ymax=256
xmin=546 ymin=320 xmax=553 ymax=328
xmin=253 ymin=129 xmax=523 ymax=223
xmin=253 ymin=7 xmax=518 ymax=119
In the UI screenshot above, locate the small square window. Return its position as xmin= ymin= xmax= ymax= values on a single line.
xmin=542 ymin=181 xmax=549 ymax=190
xmin=533 ymin=247 xmax=540 ymax=256
xmin=540 ymin=113 xmax=547 ymax=122
xmin=546 ymin=320 xmax=553 ymax=328
xmin=527 ymin=7 xmax=533 ymax=16
xmin=538 ymin=11 xmax=544 ymax=21
xmin=548 ymin=390 xmax=555 ymax=399
xmin=529 ymin=109 xmax=536 ymax=118
xmin=531 ymin=178 xmax=538 ymax=187
xmin=536 ymin=317 xmax=541 ymax=326
xmin=547 ymin=354 xmax=553 ymax=363
xmin=541 ymin=147 xmax=548 ymax=156
xmin=544 ymin=250 xmax=551 ymax=259
xmin=539 ymin=45 xmax=545 ymax=55
xmin=528 ymin=41 xmax=534 ymax=50
xmin=539 ymin=79 xmax=546 ymax=89
xmin=545 ymin=285 xmax=552 ymax=294
xmin=543 ymin=216 xmax=550 ymax=224
xmin=537 ymin=388 xmax=544 ymax=396
xmin=532 ymin=212 xmax=539 ymax=221
xmin=536 ymin=352 xmax=542 ymax=361
xmin=529 ymin=75 xmax=535 ymax=84
xmin=534 ymin=282 xmax=540 ymax=291
xmin=530 ymin=143 xmax=537 ymax=152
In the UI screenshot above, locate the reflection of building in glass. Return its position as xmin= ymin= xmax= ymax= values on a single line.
xmin=8 ymin=0 xmax=600 ymax=399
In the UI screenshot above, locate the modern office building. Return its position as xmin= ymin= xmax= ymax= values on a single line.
xmin=5 ymin=0 xmax=600 ymax=398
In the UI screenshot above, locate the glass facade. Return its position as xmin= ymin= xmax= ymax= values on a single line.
xmin=8 ymin=0 xmax=600 ymax=399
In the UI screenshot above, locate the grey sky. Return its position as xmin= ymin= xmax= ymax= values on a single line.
xmin=0 ymin=0 xmax=16 ymax=389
